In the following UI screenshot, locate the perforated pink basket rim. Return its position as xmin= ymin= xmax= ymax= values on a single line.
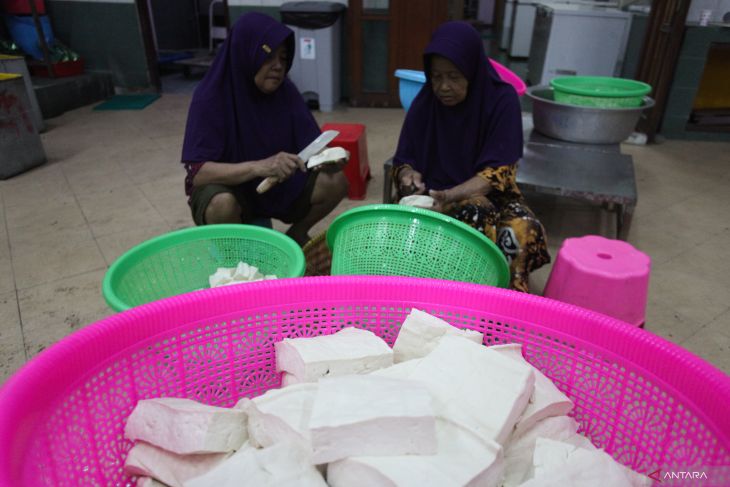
xmin=0 ymin=276 xmax=728 ymax=486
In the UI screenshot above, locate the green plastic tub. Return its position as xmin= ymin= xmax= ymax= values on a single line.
xmin=102 ymin=224 xmax=305 ymax=311
xmin=550 ymin=76 xmax=652 ymax=108
xmin=326 ymin=205 xmax=510 ymax=288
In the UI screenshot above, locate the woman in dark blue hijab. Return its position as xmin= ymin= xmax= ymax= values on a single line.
xmin=393 ymin=21 xmax=549 ymax=292
xmin=181 ymin=13 xmax=347 ymax=245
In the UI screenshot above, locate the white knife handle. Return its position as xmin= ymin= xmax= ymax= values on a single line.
xmin=256 ymin=176 xmax=279 ymax=194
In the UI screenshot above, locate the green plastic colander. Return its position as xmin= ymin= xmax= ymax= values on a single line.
xmin=550 ymin=76 xmax=652 ymax=108
xmin=102 ymin=224 xmax=305 ymax=311
xmin=326 ymin=205 xmax=510 ymax=288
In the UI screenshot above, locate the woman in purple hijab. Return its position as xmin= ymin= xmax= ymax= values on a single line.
xmin=393 ymin=21 xmax=549 ymax=292
xmin=181 ymin=13 xmax=347 ymax=245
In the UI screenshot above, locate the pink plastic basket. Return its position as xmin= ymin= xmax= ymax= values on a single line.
xmin=0 ymin=276 xmax=728 ymax=486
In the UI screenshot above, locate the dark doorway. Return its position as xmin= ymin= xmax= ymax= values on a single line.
xmin=348 ymin=0 xmax=448 ymax=107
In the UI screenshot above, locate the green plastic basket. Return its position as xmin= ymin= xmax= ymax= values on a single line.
xmin=102 ymin=225 xmax=305 ymax=312
xmin=326 ymin=205 xmax=510 ymax=288
xmin=550 ymin=76 xmax=652 ymax=108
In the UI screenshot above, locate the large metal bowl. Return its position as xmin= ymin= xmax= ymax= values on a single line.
xmin=526 ymin=86 xmax=655 ymax=144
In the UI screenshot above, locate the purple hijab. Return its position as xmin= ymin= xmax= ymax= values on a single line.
xmin=393 ymin=21 xmax=523 ymax=190
xmin=181 ymin=13 xmax=320 ymax=219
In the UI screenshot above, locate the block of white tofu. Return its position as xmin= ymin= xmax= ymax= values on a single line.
xmin=501 ymin=415 xmax=580 ymax=487
xmin=232 ymin=262 xmax=259 ymax=281
xmin=518 ymin=438 xmax=652 ymax=487
xmin=403 ymin=336 xmax=534 ymax=445
xmin=489 ymin=344 xmax=573 ymax=435
xmin=124 ymin=398 xmax=248 ymax=455
xmin=398 ymin=195 xmax=435 ymax=209
xmin=308 ymin=375 xmax=437 ymax=464
xmin=124 ymin=441 xmax=230 ymax=487
xmin=137 ymin=477 xmax=168 ymax=487
xmin=545 ymin=435 xmax=651 ymax=486
xmin=307 ymin=147 xmax=349 ymax=169
xmin=563 ymin=432 xmax=598 ymax=451
xmin=208 ymin=268 xmax=234 ymax=288
xmin=236 ymin=383 xmax=317 ymax=450
xmin=209 ymin=262 xmax=276 ymax=288
xmin=370 ymin=359 xmax=423 ymax=379
xmin=275 ymin=327 xmax=393 ymax=383
xmin=327 ymin=416 xmax=504 ymax=487
xmin=280 ymin=372 xmax=300 ymax=387
xmin=392 ymin=308 xmax=483 ymax=363
xmin=184 ymin=441 xmax=326 ymax=487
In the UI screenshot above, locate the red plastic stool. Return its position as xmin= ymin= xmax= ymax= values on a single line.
xmin=321 ymin=123 xmax=370 ymax=200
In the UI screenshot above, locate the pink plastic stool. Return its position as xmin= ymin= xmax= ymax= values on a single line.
xmin=543 ymin=235 xmax=651 ymax=327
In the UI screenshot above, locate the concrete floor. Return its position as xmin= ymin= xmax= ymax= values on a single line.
xmin=0 ymin=94 xmax=729 ymax=385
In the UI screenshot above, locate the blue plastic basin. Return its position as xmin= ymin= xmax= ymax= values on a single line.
xmin=394 ymin=69 xmax=426 ymax=112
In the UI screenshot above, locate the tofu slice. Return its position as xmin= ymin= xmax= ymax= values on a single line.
xmin=306 ymin=147 xmax=349 ymax=169
xmin=519 ymin=438 xmax=651 ymax=487
xmin=124 ymin=398 xmax=247 ymax=455
xmin=489 ymin=344 xmax=573 ymax=435
xmin=208 ymin=268 xmax=233 ymax=288
xmin=232 ymin=262 xmax=261 ymax=281
xmin=124 ymin=441 xmax=230 ymax=487
xmin=280 ymin=372 xmax=300 ymax=387
xmin=392 ymin=309 xmax=483 ymax=363
xmin=236 ymin=383 xmax=317 ymax=450
xmin=327 ymin=416 xmax=504 ymax=487
xmin=308 ymin=375 xmax=437 ymax=464
xmin=370 ymin=359 xmax=423 ymax=379
xmin=137 ymin=477 xmax=169 ymax=487
xmin=275 ymin=327 xmax=393 ymax=383
xmin=403 ymin=336 xmax=534 ymax=445
xmin=501 ymin=415 xmax=579 ymax=487
xmin=184 ymin=442 xmax=326 ymax=487
xmin=209 ymin=262 xmax=275 ymax=288
xmin=398 ymin=195 xmax=435 ymax=209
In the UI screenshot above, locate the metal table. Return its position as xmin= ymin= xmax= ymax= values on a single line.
xmin=526 ymin=129 xmax=621 ymax=154
xmin=517 ymin=131 xmax=637 ymax=240
xmin=382 ymin=130 xmax=638 ymax=240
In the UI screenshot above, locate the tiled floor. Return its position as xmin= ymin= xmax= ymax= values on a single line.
xmin=1 ymin=94 xmax=729 ymax=385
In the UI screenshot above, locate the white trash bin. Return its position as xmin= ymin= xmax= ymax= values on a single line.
xmin=281 ymin=1 xmax=346 ymax=112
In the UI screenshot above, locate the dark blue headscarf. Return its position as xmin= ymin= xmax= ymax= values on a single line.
xmin=181 ymin=12 xmax=320 ymax=218
xmin=394 ymin=21 xmax=523 ymax=190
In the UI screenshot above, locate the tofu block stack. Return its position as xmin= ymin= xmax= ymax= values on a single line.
xmin=123 ymin=310 xmax=647 ymax=486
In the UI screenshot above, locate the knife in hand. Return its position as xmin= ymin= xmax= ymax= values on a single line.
xmin=256 ymin=130 xmax=340 ymax=194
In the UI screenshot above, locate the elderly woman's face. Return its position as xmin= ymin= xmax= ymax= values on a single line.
xmin=430 ymin=55 xmax=468 ymax=106
xmin=255 ymin=44 xmax=288 ymax=94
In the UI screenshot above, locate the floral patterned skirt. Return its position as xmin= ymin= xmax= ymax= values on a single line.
xmin=443 ymin=165 xmax=550 ymax=293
